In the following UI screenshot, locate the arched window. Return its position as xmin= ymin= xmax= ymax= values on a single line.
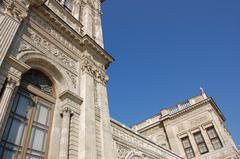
xmin=0 ymin=69 xmax=55 ymax=159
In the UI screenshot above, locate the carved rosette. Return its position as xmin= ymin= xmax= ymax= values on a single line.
xmin=81 ymin=55 xmax=108 ymax=85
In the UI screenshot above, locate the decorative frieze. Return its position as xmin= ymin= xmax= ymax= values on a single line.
xmin=27 ymin=29 xmax=77 ymax=71
xmin=111 ymin=122 xmax=181 ymax=159
xmin=30 ymin=12 xmax=80 ymax=53
xmin=81 ymin=55 xmax=108 ymax=85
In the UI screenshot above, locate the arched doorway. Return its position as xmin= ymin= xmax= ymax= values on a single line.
xmin=0 ymin=69 xmax=55 ymax=159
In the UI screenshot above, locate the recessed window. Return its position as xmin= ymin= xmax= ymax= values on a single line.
xmin=206 ymin=127 xmax=223 ymax=150
xmin=193 ymin=132 xmax=209 ymax=154
xmin=181 ymin=136 xmax=195 ymax=159
xmin=0 ymin=70 xmax=54 ymax=159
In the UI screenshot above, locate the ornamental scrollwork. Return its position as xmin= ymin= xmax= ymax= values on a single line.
xmin=27 ymin=29 xmax=77 ymax=72
xmin=66 ymin=71 xmax=77 ymax=88
xmin=81 ymin=56 xmax=108 ymax=85
xmin=3 ymin=0 xmax=28 ymax=22
xmin=115 ymin=143 xmax=130 ymax=159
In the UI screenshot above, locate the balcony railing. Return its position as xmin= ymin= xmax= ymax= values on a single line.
xmin=169 ymin=101 xmax=192 ymax=115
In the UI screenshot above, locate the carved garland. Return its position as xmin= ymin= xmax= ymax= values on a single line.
xmin=81 ymin=56 xmax=108 ymax=85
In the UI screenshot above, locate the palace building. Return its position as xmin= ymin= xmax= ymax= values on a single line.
xmin=0 ymin=0 xmax=239 ymax=159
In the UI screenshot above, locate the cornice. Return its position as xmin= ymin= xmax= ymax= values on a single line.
xmin=162 ymin=98 xmax=225 ymax=121
xmin=34 ymin=4 xmax=114 ymax=68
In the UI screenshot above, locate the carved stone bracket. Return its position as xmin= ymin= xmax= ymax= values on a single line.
xmin=1 ymin=56 xmax=31 ymax=82
xmin=59 ymin=90 xmax=83 ymax=115
xmin=81 ymin=55 xmax=109 ymax=85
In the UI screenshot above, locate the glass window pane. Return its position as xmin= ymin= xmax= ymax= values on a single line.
xmin=212 ymin=138 xmax=222 ymax=150
xmin=2 ymin=117 xmax=13 ymax=140
xmin=7 ymin=119 xmax=25 ymax=145
xmin=32 ymin=129 xmax=45 ymax=151
xmin=37 ymin=104 xmax=49 ymax=125
xmin=3 ymin=150 xmax=15 ymax=159
xmin=16 ymin=95 xmax=32 ymax=117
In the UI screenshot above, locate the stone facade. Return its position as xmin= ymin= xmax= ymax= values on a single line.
xmin=132 ymin=90 xmax=240 ymax=159
xmin=0 ymin=0 xmax=182 ymax=159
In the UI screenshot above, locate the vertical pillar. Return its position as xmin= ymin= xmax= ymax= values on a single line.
xmin=0 ymin=76 xmax=19 ymax=127
xmin=81 ymin=2 xmax=93 ymax=37
xmin=0 ymin=15 xmax=21 ymax=66
xmin=59 ymin=107 xmax=72 ymax=159
xmin=96 ymin=81 xmax=114 ymax=159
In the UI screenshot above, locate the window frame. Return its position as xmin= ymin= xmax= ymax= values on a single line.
xmin=181 ymin=136 xmax=195 ymax=159
xmin=206 ymin=126 xmax=223 ymax=150
xmin=0 ymin=72 xmax=55 ymax=159
xmin=193 ymin=131 xmax=209 ymax=155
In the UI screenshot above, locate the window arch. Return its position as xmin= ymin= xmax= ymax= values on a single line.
xmin=0 ymin=69 xmax=55 ymax=159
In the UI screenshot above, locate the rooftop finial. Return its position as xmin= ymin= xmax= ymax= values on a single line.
xmin=200 ymin=87 xmax=208 ymax=99
xmin=200 ymin=87 xmax=205 ymax=95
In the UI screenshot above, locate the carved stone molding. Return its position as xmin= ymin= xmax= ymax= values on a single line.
xmin=59 ymin=90 xmax=83 ymax=115
xmin=81 ymin=55 xmax=108 ymax=85
xmin=3 ymin=0 xmax=28 ymax=22
xmin=111 ymin=120 xmax=181 ymax=159
xmin=125 ymin=150 xmax=144 ymax=159
xmin=24 ymin=29 xmax=77 ymax=73
xmin=115 ymin=143 xmax=130 ymax=159
xmin=1 ymin=56 xmax=30 ymax=81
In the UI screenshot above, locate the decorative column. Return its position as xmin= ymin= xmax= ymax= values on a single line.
xmin=0 ymin=76 xmax=19 ymax=126
xmin=80 ymin=55 xmax=114 ymax=159
xmin=59 ymin=107 xmax=73 ymax=159
xmin=0 ymin=56 xmax=30 ymax=137
xmin=58 ymin=90 xmax=83 ymax=159
xmin=0 ymin=0 xmax=46 ymax=66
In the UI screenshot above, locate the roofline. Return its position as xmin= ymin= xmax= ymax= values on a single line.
xmin=132 ymin=97 xmax=226 ymax=131
xmin=111 ymin=118 xmax=183 ymax=158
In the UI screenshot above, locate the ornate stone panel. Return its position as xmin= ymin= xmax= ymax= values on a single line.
xmin=111 ymin=120 xmax=182 ymax=159
xmin=81 ymin=55 xmax=108 ymax=85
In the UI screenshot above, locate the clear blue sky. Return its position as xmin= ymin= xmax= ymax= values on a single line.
xmin=101 ymin=0 xmax=240 ymax=145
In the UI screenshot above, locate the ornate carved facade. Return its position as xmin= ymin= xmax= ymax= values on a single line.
xmin=0 ymin=0 xmax=238 ymax=159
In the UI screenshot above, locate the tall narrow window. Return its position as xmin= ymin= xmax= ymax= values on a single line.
xmin=206 ymin=127 xmax=223 ymax=150
xmin=0 ymin=70 xmax=54 ymax=159
xmin=181 ymin=136 xmax=195 ymax=159
xmin=193 ymin=132 xmax=208 ymax=154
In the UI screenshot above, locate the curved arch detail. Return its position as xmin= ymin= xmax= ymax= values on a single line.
xmin=16 ymin=51 xmax=72 ymax=95
xmin=125 ymin=150 xmax=144 ymax=159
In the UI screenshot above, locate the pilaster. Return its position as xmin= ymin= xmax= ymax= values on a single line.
xmin=0 ymin=56 xmax=30 ymax=137
xmin=0 ymin=0 xmax=46 ymax=66
xmin=79 ymin=55 xmax=113 ymax=159
xmin=59 ymin=90 xmax=83 ymax=159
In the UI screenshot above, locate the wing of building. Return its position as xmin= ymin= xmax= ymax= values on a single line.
xmin=0 ymin=0 xmax=238 ymax=159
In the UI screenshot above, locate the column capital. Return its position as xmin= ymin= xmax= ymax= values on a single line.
xmin=61 ymin=107 xmax=74 ymax=117
xmin=2 ymin=0 xmax=46 ymax=22
xmin=81 ymin=55 xmax=109 ymax=85
xmin=6 ymin=75 xmax=20 ymax=89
